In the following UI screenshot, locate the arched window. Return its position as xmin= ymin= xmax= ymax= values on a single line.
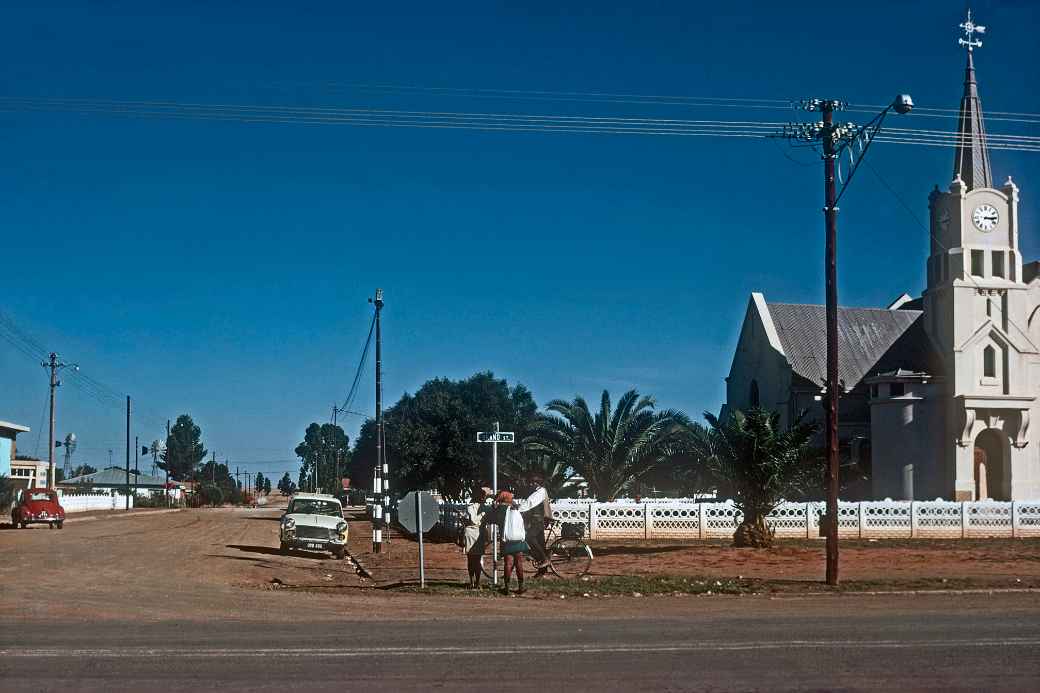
xmin=749 ymin=380 xmax=760 ymax=408
xmin=983 ymin=345 xmax=996 ymax=378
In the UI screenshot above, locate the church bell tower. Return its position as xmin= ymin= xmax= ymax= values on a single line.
xmin=923 ymin=10 xmax=1036 ymax=500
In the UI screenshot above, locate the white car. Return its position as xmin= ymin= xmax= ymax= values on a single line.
xmin=279 ymin=493 xmax=348 ymax=559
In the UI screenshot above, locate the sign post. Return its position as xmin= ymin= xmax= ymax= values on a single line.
xmin=476 ymin=424 xmax=514 ymax=586
xmin=398 ymin=490 xmax=439 ymax=589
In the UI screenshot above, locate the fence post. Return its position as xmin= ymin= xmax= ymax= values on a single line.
xmin=910 ymin=501 xmax=918 ymax=538
xmin=589 ymin=503 xmax=598 ymax=541
xmin=698 ymin=503 xmax=706 ymax=540
xmin=961 ymin=501 xmax=969 ymax=538
xmin=806 ymin=502 xmax=813 ymax=539
xmin=857 ymin=502 xmax=865 ymax=539
xmin=643 ymin=503 xmax=650 ymax=540
xmin=1011 ymin=501 xmax=1018 ymax=539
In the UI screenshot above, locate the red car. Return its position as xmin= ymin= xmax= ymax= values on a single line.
xmin=12 ymin=489 xmax=66 ymax=529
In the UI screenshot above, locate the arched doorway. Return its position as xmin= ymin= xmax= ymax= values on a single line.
xmin=974 ymin=429 xmax=1009 ymax=501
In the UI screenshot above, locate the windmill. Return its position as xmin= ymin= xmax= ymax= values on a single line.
xmin=56 ymin=433 xmax=77 ymax=478
xmin=148 ymin=439 xmax=166 ymax=477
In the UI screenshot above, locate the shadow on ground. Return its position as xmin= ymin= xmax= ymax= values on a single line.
xmin=226 ymin=544 xmax=329 ymax=560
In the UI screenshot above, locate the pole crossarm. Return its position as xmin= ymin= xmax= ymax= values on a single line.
xmin=773 ymin=98 xmax=907 ymax=205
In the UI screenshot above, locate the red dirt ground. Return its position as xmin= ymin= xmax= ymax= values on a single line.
xmin=346 ymin=510 xmax=1040 ymax=589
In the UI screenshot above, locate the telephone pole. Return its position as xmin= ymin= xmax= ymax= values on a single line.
xmin=42 ymin=353 xmax=74 ymax=488
xmin=775 ymin=94 xmax=913 ymax=585
xmin=369 ymin=288 xmax=386 ymax=553
xmin=125 ymin=396 xmax=131 ymax=510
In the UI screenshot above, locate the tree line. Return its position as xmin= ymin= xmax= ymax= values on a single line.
xmin=295 ymin=371 xmax=823 ymax=547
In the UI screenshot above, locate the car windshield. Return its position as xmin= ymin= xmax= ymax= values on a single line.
xmin=289 ymin=500 xmax=341 ymax=517
xmin=28 ymin=492 xmax=56 ymax=502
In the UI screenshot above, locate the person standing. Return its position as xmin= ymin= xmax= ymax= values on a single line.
xmin=483 ymin=490 xmax=529 ymax=595
xmin=463 ymin=485 xmax=489 ymax=588
xmin=518 ymin=474 xmax=550 ymax=570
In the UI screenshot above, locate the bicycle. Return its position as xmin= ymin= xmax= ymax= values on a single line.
xmin=480 ymin=518 xmax=593 ymax=580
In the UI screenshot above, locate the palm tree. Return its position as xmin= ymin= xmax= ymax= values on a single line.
xmin=688 ymin=408 xmax=820 ymax=548
xmin=500 ymin=443 xmax=580 ymax=499
xmin=534 ymin=390 xmax=689 ymax=502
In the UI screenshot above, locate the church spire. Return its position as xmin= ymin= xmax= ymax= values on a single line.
xmin=952 ymin=9 xmax=992 ymax=190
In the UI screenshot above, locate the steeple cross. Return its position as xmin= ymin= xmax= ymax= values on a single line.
xmin=959 ymin=9 xmax=986 ymax=51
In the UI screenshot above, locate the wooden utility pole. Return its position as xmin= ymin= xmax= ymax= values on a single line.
xmin=369 ymin=288 xmax=385 ymax=553
xmin=125 ymin=396 xmax=131 ymax=510
xmin=42 ymin=353 xmax=73 ymax=488
xmin=821 ymin=101 xmax=841 ymax=586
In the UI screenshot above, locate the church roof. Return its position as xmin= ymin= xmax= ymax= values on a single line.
xmin=60 ymin=466 xmax=167 ymax=487
xmin=765 ymin=302 xmax=938 ymax=390
xmin=952 ymin=49 xmax=993 ymax=190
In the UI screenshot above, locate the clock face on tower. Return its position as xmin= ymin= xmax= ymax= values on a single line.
xmin=972 ymin=204 xmax=999 ymax=232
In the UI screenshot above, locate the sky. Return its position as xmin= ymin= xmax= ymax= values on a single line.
xmin=2 ymin=1 xmax=1038 ymax=481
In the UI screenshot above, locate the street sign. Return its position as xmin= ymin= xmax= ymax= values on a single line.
xmin=476 ymin=431 xmax=515 ymax=443
xmin=397 ymin=491 xmax=439 ymax=535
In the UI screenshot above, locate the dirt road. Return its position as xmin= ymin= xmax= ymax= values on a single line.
xmin=4 ymin=506 xmax=1040 ymax=690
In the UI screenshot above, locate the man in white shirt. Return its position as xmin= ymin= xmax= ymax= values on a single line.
xmin=517 ymin=474 xmax=550 ymax=570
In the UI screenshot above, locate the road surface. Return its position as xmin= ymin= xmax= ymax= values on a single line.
xmin=2 ymin=506 xmax=1038 ymax=690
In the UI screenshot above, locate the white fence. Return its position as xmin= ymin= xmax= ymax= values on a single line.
xmin=56 ymin=490 xmax=134 ymax=513
xmin=439 ymin=499 xmax=1040 ymax=540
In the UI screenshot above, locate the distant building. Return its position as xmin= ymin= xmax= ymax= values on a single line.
xmin=0 ymin=420 xmax=31 ymax=479
xmin=59 ymin=466 xmax=183 ymax=499
xmin=725 ymin=44 xmax=1039 ymax=500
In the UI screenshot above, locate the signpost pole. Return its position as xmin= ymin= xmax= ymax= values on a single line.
xmin=416 ymin=491 xmax=425 ymax=589
xmin=492 ymin=421 xmax=499 ymax=587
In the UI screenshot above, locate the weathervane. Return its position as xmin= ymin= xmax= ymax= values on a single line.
xmin=959 ymin=8 xmax=986 ymax=51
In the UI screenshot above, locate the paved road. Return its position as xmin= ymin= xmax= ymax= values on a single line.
xmin=3 ymin=593 xmax=1038 ymax=691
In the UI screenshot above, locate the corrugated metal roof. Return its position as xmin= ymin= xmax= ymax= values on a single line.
xmin=766 ymin=302 xmax=931 ymax=389
xmin=61 ymin=466 xmax=167 ymax=487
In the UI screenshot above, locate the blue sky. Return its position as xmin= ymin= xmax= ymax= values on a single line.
xmin=2 ymin=1 xmax=1038 ymax=480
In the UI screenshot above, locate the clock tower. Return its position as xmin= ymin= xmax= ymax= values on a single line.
xmin=923 ymin=12 xmax=1037 ymax=500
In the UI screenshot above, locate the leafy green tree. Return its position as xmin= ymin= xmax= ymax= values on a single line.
xmin=263 ymin=477 xmax=272 ymax=495
xmin=277 ymin=472 xmax=296 ymax=496
xmin=499 ymin=442 xmax=580 ymax=499
xmin=687 ymin=408 xmax=820 ymax=548
xmin=534 ymin=389 xmax=689 ymax=502
xmin=254 ymin=472 xmax=266 ymax=495
xmin=199 ymin=483 xmax=224 ymax=507
xmin=350 ymin=372 xmax=540 ymax=501
xmin=71 ymin=464 xmax=96 ymax=478
xmin=295 ymin=423 xmax=350 ymax=493
xmin=0 ymin=474 xmax=14 ymax=516
xmin=160 ymin=415 xmax=207 ymax=481
xmin=197 ymin=460 xmax=240 ymax=504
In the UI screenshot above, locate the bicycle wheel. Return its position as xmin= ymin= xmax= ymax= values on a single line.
xmin=548 ymin=538 xmax=593 ymax=579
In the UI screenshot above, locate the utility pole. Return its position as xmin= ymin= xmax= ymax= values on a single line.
xmin=134 ymin=435 xmax=139 ymax=502
xmin=42 ymin=353 xmax=74 ymax=488
xmin=369 ymin=288 xmax=385 ymax=553
xmin=164 ymin=419 xmax=171 ymax=508
xmin=821 ymin=100 xmax=841 ymax=587
xmin=125 ymin=396 xmax=131 ymax=510
xmin=775 ymin=94 xmax=913 ymax=586
xmin=332 ymin=404 xmax=340 ymax=496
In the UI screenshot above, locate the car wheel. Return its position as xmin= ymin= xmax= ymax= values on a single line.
xmin=20 ymin=522 xmax=28 ymax=529
xmin=56 ymin=521 xmax=64 ymax=529
xmin=333 ymin=547 xmax=345 ymax=560
xmin=279 ymin=541 xmax=289 ymax=555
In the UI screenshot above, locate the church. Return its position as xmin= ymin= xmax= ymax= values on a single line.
xmin=724 ymin=34 xmax=1039 ymax=502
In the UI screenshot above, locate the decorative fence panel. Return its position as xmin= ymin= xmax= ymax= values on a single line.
xmin=438 ymin=498 xmax=1040 ymax=541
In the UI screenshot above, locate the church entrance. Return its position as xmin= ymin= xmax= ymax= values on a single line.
xmin=973 ymin=429 xmax=1009 ymax=501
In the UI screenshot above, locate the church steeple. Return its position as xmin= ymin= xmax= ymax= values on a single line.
xmin=952 ymin=10 xmax=992 ymax=190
